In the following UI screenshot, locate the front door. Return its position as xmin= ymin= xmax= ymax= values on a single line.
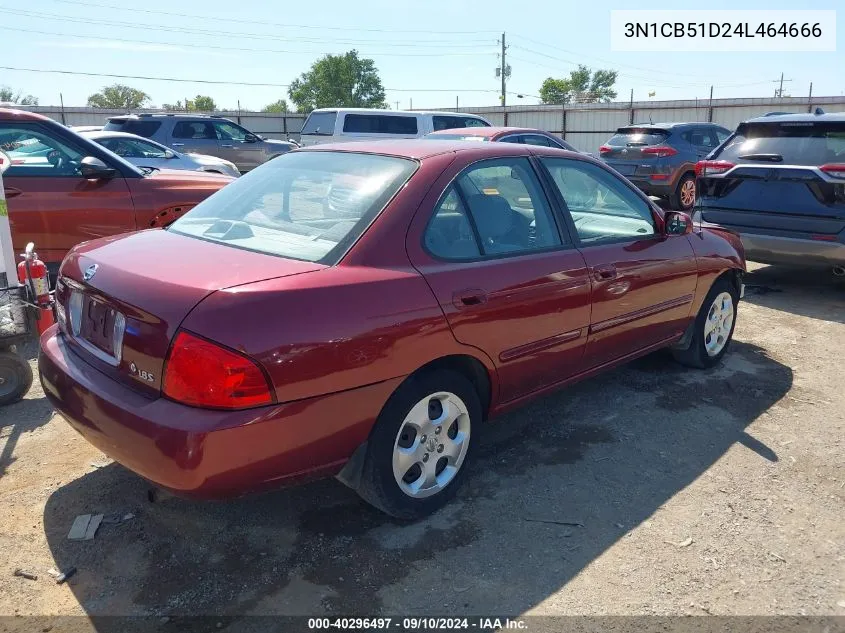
xmin=0 ymin=121 xmax=135 ymax=266
xmin=407 ymin=156 xmax=591 ymax=403
xmin=211 ymin=120 xmax=264 ymax=171
xmin=539 ymin=156 xmax=699 ymax=369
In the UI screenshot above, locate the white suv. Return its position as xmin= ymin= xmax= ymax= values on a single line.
xmin=299 ymin=109 xmax=491 ymax=146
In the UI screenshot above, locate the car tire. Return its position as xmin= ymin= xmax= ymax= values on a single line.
xmin=356 ymin=369 xmax=481 ymax=520
xmin=669 ymin=172 xmax=696 ymax=211
xmin=672 ymin=277 xmax=738 ymax=369
xmin=0 ymin=350 xmax=34 ymax=406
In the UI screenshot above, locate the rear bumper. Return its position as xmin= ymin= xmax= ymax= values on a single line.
xmin=739 ymin=233 xmax=845 ymax=267
xmin=39 ymin=325 xmax=403 ymax=498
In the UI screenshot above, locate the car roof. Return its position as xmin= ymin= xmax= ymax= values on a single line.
xmin=81 ymin=130 xmax=149 ymax=140
xmin=0 ymin=108 xmax=52 ymax=123
xmin=429 ymin=127 xmax=549 ymax=138
xmin=619 ymin=122 xmax=713 ymax=130
xmin=108 ymin=113 xmax=229 ymax=121
xmin=298 ymin=138 xmax=578 ymax=160
xmin=307 ymin=108 xmax=484 ymax=118
xmin=743 ymin=112 xmax=845 ymax=124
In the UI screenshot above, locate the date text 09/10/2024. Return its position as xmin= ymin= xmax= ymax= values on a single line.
xmin=307 ymin=618 xmax=528 ymax=630
xmin=624 ymin=22 xmax=823 ymax=39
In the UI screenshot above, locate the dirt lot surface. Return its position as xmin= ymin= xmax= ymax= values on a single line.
xmin=0 ymin=263 xmax=843 ymax=629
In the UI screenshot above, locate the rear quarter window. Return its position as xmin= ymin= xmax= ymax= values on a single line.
xmin=102 ymin=119 xmax=162 ymax=138
xmin=432 ymin=115 xmax=489 ymax=131
xmin=343 ymin=114 xmax=418 ymax=135
xmin=717 ymin=122 xmax=845 ymax=166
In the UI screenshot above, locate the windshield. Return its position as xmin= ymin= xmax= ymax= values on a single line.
xmin=168 ymin=151 xmax=417 ymax=264
xmin=301 ymin=112 xmax=337 ymax=136
xmin=425 ymin=134 xmax=489 ymax=142
xmin=717 ymin=122 xmax=845 ymax=166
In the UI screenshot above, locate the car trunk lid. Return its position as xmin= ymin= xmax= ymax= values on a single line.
xmin=600 ymin=127 xmax=673 ymax=177
xmin=57 ymin=229 xmax=325 ymax=397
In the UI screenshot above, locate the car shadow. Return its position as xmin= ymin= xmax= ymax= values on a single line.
xmin=42 ymin=341 xmax=791 ymax=622
xmin=742 ymin=264 xmax=845 ymax=324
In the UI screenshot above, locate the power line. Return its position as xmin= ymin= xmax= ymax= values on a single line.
xmin=0 ymin=65 xmax=502 ymax=93
xmin=0 ymin=7 xmax=493 ymax=47
xmin=38 ymin=0 xmax=499 ymax=34
xmin=0 ymin=26 xmax=494 ymax=58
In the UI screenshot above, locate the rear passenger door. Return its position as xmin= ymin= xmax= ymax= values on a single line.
xmin=170 ymin=121 xmax=218 ymax=156
xmin=407 ymin=156 xmax=591 ymax=403
xmin=688 ymin=127 xmax=721 ymax=159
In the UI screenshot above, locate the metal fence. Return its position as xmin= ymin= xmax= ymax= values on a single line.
xmin=19 ymin=95 xmax=845 ymax=152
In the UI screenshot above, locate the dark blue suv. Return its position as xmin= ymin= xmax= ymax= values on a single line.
xmin=599 ymin=122 xmax=732 ymax=211
xmin=695 ymin=112 xmax=845 ymax=274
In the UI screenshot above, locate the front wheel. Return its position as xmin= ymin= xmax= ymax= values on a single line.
xmin=357 ymin=370 xmax=481 ymax=520
xmin=0 ymin=350 xmax=34 ymax=406
xmin=672 ymin=278 xmax=738 ymax=369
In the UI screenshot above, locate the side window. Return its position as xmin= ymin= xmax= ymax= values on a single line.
xmin=688 ymin=128 xmax=718 ymax=149
xmin=521 ymin=134 xmax=552 ymax=147
xmin=498 ymin=136 xmax=522 ymax=144
xmin=424 ymin=187 xmax=481 ymax=260
xmin=172 ymin=121 xmax=216 ymax=140
xmin=457 ymin=158 xmax=562 ymax=255
xmin=432 ymin=116 xmax=489 ymax=131
xmin=343 ymin=115 xmax=418 ymax=135
xmin=0 ymin=123 xmax=85 ymax=177
xmin=715 ymin=128 xmax=731 ymax=144
xmin=213 ymin=121 xmax=248 ymax=141
xmin=542 ymin=158 xmax=655 ymax=243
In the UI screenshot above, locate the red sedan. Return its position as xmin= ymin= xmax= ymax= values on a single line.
xmin=426 ymin=126 xmax=578 ymax=151
xmin=39 ymin=140 xmax=745 ymax=519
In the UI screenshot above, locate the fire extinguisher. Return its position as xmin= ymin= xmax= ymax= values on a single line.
xmin=17 ymin=242 xmax=55 ymax=335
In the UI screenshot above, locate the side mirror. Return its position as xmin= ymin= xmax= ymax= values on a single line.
xmin=80 ymin=156 xmax=117 ymax=179
xmin=164 ymin=149 xmax=177 ymax=159
xmin=244 ymin=133 xmax=259 ymax=143
xmin=664 ymin=211 xmax=693 ymax=236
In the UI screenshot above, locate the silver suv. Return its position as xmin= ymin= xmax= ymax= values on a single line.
xmin=103 ymin=114 xmax=296 ymax=173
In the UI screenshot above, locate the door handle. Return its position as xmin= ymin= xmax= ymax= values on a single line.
xmin=171 ymin=143 xmax=185 ymax=147
xmin=453 ymin=289 xmax=488 ymax=308
xmin=3 ymin=187 xmax=22 ymax=198
xmin=592 ymin=264 xmax=617 ymax=281
xmin=220 ymin=144 xmax=233 ymax=148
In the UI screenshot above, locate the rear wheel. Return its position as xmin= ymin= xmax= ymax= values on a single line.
xmin=357 ymin=370 xmax=481 ymax=520
xmin=0 ymin=350 xmax=34 ymax=406
xmin=672 ymin=278 xmax=738 ymax=369
xmin=669 ymin=173 xmax=696 ymax=211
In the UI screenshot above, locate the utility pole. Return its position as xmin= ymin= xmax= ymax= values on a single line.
xmin=456 ymin=95 xmax=459 ymax=110
xmin=395 ymin=101 xmax=400 ymax=110
xmin=500 ymin=32 xmax=507 ymax=109
xmin=773 ymin=73 xmax=792 ymax=98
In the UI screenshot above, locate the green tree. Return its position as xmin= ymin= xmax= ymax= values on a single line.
xmin=87 ymin=84 xmax=150 ymax=109
xmin=192 ymin=95 xmax=216 ymax=111
xmin=262 ymin=98 xmax=289 ymax=113
xmin=539 ymin=65 xmax=618 ymax=105
xmin=288 ymin=50 xmax=386 ymax=113
xmin=0 ymin=86 xmax=38 ymax=105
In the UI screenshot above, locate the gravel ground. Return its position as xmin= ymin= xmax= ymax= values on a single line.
xmin=0 ymin=263 xmax=843 ymax=629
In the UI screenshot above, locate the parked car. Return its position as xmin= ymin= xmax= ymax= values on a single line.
xmin=425 ymin=126 xmax=577 ymax=151
xmin=81 ymin=130 xmax=240 ymax=178
xmin=695 ymin=112 xmax=845 ymax=274
xmin=70 ymin=125 xmax=104 ymax=133
xmin=40 ymin=139 xmax=745 ymax=519
xmin=599 ymin=122 xmax=732 ymax=211
xmin=299 ymin=109 xmax=490 ymax=146
xmin=0 ymin=108 xmax=233 ymax=271
xmin=103 ymin=114 xmax=295 ymax=173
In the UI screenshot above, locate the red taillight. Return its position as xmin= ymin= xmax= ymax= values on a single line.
xmin=599 ymin=145 xmax=612 ymax=155
xmin=641 ymin=145 xmax=678 ymax=158
xmin=820 ymin=163 xmax=845 ymax=179
xmin=695 ymin=160 xmax=735 ymax=177
xmin=811 ymin=234 xmax=837 ymax=241
xmin=649 ymin=174 xmax=670 ymax=181
xmin=163 ymin=331 xmax=273 ymax=409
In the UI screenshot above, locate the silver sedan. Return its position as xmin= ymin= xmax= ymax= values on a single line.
xmin=80 ymin=130 xmax=240 ymax=178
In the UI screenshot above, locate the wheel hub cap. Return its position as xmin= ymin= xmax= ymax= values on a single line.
xmin=392 ymin=391 xmax=471 ymax=499
xmin=703 ymin=291 xmax=734 ymax=357
xmin=681 ymin=180 xmax=696 ymax=208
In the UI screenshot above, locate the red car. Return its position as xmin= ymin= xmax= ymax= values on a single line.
xmin=426 ymin=126 xmax=578 ymax=151
xmin=0 ymin=109 xmax=232 ymax=269
xmin=39 ymin=140 xmax=745 ymax=519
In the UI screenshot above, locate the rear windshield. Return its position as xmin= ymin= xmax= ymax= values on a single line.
xmin=168 ymin=151 xmax=417 ymax=264
xmin=301 ymin=111 xmax=337 ymax=136
xmin=432 ymin=115 xmax=490 ymax=131
xmin=607 ymin=128 xmax=669 ymax=147
xmin=102 ymin=119 xmax=162 ymax=138
xmin=343 ymin=114 xmax=418 ymax=135
xmin=717 ymin=122 xmax=845 ymax=166
xmin=424 ymin=133 xmax=489 ymax=142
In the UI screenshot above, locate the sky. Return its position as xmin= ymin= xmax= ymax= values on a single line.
xmin=0 ymin=0 xmax=842 ymax=111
